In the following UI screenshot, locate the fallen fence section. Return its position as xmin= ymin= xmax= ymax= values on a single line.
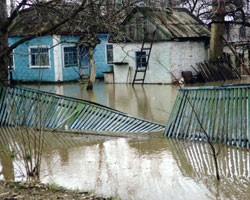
xmin=164 ymin=84 xmax=250 ymax=148
xmin=0 ymin=85 xmax=164 ymax=133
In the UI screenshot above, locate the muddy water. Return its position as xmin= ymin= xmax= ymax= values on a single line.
xmin=0 ymin=82 xmax=250 ymax=200
xmin=27 ymin=82 xmax=178 ymax=124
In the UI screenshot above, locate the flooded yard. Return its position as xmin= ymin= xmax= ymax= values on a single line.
xmin=26 ymin=82 xmax=178 ymax=124
xmin=0 ymin=81 xmax=249 ymax=199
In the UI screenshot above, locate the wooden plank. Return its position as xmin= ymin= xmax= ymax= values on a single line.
xmin=195 ymin=54 xmax=241 ymax=82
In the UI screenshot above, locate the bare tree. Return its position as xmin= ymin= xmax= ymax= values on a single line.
xmin=0 ymin=0 xmax=140 ymax=87
xmin=178 ymin=0 xmax=250 ymax=61
xmin=0 ymin=0 xmax=142 ymax=180
xmin=75 ymin=0 xmax=135 ymax=89
xmin=210 ymin=0 xmax=226 ymax=60
xmin=0 ymin=0 xmax=92 ymax=84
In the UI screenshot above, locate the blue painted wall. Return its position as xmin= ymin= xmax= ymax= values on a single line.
xmin=94 ymin=34 xmax=113 ymax=78
xmin=60 ymin=35 xmax=81 ymax=81
xmin=9 ymin=33 xmax=111 ymax=82
xmin=10 ymin=36 xmax=56 ymax=82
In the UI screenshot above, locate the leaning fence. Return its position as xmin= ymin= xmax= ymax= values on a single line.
xmin=0 ymin=85 xmax=164 ymax=133
xmin=164 ymin=84 xmax=250 ymax=148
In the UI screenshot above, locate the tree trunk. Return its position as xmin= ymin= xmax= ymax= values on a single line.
xmin=210 ymin=0 xmax=226 ymax=61
xmin=0 ymin=36 xmax=9 ymax=84
xmin=86 ymin=47 xmax=96 ymax=90
xmin=210 ymin=144 xmax=220 ymax=180
xmin=0 ymin=0 xmax=9 ymax=84
xmin=210 ymin=21 xmax=225 ymax=61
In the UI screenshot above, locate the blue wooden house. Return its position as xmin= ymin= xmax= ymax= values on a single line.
xmin=8 ymin=6 xmax=113 ymax=83
xmin=9 ymin=34 xmax=113 ymax=82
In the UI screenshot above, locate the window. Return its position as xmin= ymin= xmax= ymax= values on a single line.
xmin=106 ymin=44 xmax=113 ymax=64
xmin=64 ymin=46 xmax=78 ymax=67
xmin=8 ymin=52 xmax=14 ymax=69
xmin=136 ymin=51 xmax=147 ymax=68
xmin=30 ymin=47 xmax=50 ymax=68
xmin=239 ymin=25 xmax=246 ymax=39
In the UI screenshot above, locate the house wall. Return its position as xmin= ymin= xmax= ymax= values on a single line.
xmin=94 ymin=34 xmax=113 ymax=78
xmin=224 ymin=24 xmax=250 ymax=43
xmin=113 ymin=40 xmax=208 ymax=84
xmin=223 ymin=24 xmax=250 ymax=69
xmin=10 ymin=36 xmax=56 ymax=82
xmin=53 ymin=35 xmax=63 ymax=82
xmin=60 ymin=35 xmax=81 ymax=81
xmin=9 ymin=34 xmax=111 ymax=82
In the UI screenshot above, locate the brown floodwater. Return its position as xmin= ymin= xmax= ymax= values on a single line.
xmin=0 ymin=81 xmax=249 ymax=200
xmin=24 ymin=82 xmax=179 ymax=124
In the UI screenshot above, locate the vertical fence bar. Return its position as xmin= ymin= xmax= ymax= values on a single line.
xmin=223 ymin=88 xmax=230 ymax=145
xmin=234 ymin=88 xmax=239 ymax=147
xmin=164 ymin=91 xmax=186 ymax=137
xmin=242 ymin=88 xmax=247 ymax=147
xmin=0 ymin=85 xmax=164 ymax=134
xmin=248 ymin=88 xmax=250 ymax=148
xmin=228 ymin=88 xmax=235 ymax=145
xmin=214 ymin=89 xmax=222 ymax=143
xmin=165 ymin=85 xmax=250 ymax=148
xmin=238 ymin=88 xmax=243 ymax=147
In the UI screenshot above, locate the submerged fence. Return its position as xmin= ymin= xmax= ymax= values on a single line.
xmin=169 ymin=139 xmax=249 ymax=197
xmin=0 ymin=85 xmax=164 ymax=133
xmin=164 ymin=84 xmax=250 ymax=148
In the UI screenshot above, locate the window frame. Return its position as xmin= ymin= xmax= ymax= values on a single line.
xmin=63 ymin=45 xmax=79 ymax=68
xmin=135 ymin=51 xmax=147 ymax=69
xmin=29 ymin=46 xmax=50 ymax=69
xmin=106 ymin=44 xmax=113 ymax=64
xmin=8 ymin=50 xmax=15 ymax=70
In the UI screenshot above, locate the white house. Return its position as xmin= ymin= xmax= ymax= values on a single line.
xmin=223 ymin=22 xmax=250 ymax=74
xmin=111 ymin=7 xmax=210 ymax=84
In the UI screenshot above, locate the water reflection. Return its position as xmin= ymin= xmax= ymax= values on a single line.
xmin=41 ymin=137 xmax=212 ymax=200
xmin=168 ymin=140 xmax=250 ymax=198
xmin=0 ymin=126 xmax=105 ymax=181
xmin=2 ymin=82 xmax=249 ymax=199
xmin=23 ymin=82 xmax=178 ymax=124
xmin=0 ymin=127 xmax=249 ymax=199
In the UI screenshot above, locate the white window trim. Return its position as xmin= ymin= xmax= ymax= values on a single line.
xmin=29 ymin=45 xmax=50 ymax=69
xmin=62 ymin=44 xmax=79 ymax=68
